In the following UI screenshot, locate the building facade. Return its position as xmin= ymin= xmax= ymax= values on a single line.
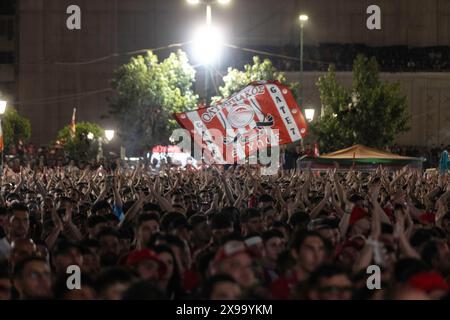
xmin=15 ymin=0 xmax=450 ymax=146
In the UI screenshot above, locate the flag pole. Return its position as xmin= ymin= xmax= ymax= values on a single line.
xmin=0 ymin=117 xmax=3 ymax=178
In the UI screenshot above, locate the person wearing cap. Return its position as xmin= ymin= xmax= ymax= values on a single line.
xmin=407 ymin=271 xmax=450 ymax=299
xmin=212 ymin=241 xmax=257 ymax=290
xmin=126 ymin=248 xmax=166 ymax=283
xmin=335 ymin=237 xmax=365 ymax=269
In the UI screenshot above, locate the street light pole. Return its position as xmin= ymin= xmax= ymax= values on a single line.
xmin=205 ymin=3 xmax=212 ymax=106
xmin=298 ymin=14 xmax=308 ymax=108
xmin=188 ymin=0 xmax=230 ymax=106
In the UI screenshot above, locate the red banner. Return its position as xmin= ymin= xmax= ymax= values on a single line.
xmin=173 ymin=81 xmax=308 ymax=163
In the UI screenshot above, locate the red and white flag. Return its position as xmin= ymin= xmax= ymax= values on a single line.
xmin=173 ymin=81 xmax=308 ymax=163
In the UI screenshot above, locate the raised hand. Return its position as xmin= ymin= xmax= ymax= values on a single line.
xmin=393 ymin=210 xmax=405 ymax=239
xmin=369 ymin=181 xmax=381 ymax=201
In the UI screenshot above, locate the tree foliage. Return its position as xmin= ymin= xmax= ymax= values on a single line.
xmin=213 ymin=56 xmax=299 ymax=102
xmin=56 ymin=122 xmax=104 ymax=162
xmin=110 ymin=50 xmax=198 ymax=154
xmin=313 ymin=55 xmax=410 ymax=152
xmin=2 ymin=107 xmax=31 ymax=148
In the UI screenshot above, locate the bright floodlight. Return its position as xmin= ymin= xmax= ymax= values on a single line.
xmin=0 ymin=100 xmax=6 ymax=115
xmin=193 ymin=25 xmax=224 ymax=65
xmin=87 ymin=132 xmax=94 ymax=140
xmin=299 ymin=14 xmax=309 ymax=22
xmin=218 ymin=0 xmax=231 ymax=5
xmin=105 ymin=130 xmax=115 ymax=142
xmin=305 ymin=109 xmax=315 ymax=122
xmin=187 ymin=0 xmax=200 ymax=5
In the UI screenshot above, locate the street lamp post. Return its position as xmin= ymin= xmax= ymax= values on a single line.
xmin=299 ymin=14 xmax=309 ymax=108
xmin=188 ymin=0 xmax=230 ymax=106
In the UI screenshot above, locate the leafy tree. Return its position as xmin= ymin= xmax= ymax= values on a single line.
xmin=2 ymin=107 xmax=31 ymax=148
xmin=213 ymin=56 xmax=299 ymax=102
xmin=110 ymin=50 xmax=198 ymax=154
xmin=312 ymin=55 xmax=410 ymax=152
xmin=56 ymin=122 xmax=104 ymax=162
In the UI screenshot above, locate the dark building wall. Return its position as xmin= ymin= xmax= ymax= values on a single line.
xmin=17 ymin=0 xmax=450 ymax=145
xmin=0 ymin=0 xmax=15 ymax=102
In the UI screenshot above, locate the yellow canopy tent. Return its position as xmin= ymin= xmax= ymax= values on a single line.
xmin=299 ymin=144 xmax=423 ymax=170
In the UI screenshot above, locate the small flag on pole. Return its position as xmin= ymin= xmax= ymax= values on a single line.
xmin=70 ymin=108 xmax=77 ymax=139
xmin=313 ymin=142 xmax=320 ymax=157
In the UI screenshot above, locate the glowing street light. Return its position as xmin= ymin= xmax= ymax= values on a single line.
xmin=187 ymin=0 xmax=200 ymax=4
xmin=0 ymin=100 xmax=6 ymax=115
xmin=87 ymin=132 xmax=94 ymax=140
xmin=193 ymin=24 xmax=224 ymax=65
xmin=299 ymin=14 xmax=309 ymax=22
xmin=97 ymin=130 xmax=115 ymax=161
xmin=305 ymin=108 xmax=315 ymax=122
xmin=105 ymin=130 xmax=115 ymax=142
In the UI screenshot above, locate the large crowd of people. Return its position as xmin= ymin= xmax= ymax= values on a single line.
xmin=0 ymin=156 xmax=449 ymax=300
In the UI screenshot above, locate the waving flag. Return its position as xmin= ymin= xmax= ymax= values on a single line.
xmin=174 ymin=81 xmax=308 ymax=163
